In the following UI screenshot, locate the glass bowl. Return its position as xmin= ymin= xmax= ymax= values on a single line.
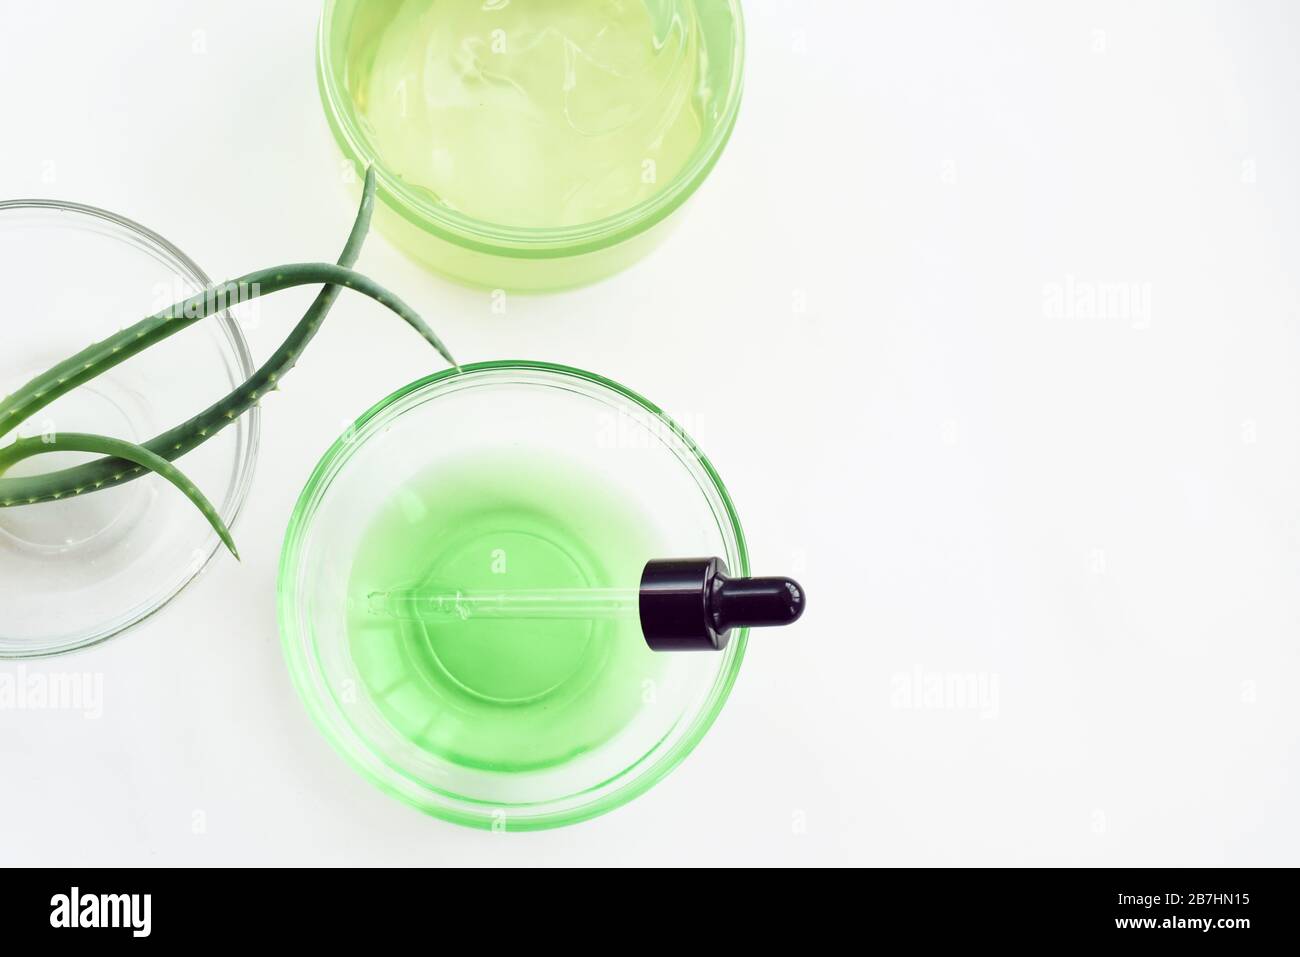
xmin=317 ymin=0 xmax=746 ymax=291
xmin=279 ymin=361 xmax=748 ymax=830
xmin=0 ymin=201 xmax=259 ymax=658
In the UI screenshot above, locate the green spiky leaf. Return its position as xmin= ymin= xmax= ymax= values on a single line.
xmin=0 ymin=432 xmax=238 ymax=558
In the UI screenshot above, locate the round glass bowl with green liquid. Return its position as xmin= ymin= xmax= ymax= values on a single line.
xmin=317 ymin=0 xmax=745 ymax=291
xmin=278 ymin=362 xmax=748 ymax=829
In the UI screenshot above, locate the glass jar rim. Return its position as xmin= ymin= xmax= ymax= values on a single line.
xmin=315 ymin=0 xmax=747 ymax=259
xmin=278 ymin=360 xmax=750 ymax=829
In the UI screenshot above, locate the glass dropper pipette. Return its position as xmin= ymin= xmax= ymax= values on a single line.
xmin=366 ymin=557 xmax=805 ymax=651
xmin=369 ymin=587 xmax=639 ymax=622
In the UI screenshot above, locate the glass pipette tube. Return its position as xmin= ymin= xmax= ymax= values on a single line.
xmin=366 ymin=558 xmax=806 ymax=652
xmin=368 ymin=586 xmax=639 ymax=623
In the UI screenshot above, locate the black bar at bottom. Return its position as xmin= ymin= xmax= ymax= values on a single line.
xmin=0 ymin=867 xmax=1286 ymax=943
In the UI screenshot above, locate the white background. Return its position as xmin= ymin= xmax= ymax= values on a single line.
xmin=2 ymin=0 xmax=1299 ymax=866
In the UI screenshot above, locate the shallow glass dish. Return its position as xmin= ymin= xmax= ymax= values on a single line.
xmin=279 ymin=361 xmax=748 ymax=829
xmin=0 ymin=201 xmax=259 ymax=658
xmin=317 ymin=0 xmax=746 ymax=291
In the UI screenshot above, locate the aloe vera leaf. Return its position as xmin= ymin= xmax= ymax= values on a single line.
xmin=0 ymin=258 xmax=455 ymax=449
xmin=0 ymin=432 xmax=238 ymax=558
xmin=0 ymin=168 xmax=381 ymax=505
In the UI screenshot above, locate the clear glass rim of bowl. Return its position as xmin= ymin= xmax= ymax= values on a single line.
xmin=278 ymin=360 xmax=750 ymax=829
xmin=0 ymin=198 xmax=261 ymax=659
xmin=316 ymin=0 xmax=746 ymax=259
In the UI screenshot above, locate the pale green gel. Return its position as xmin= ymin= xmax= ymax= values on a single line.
xmin=351 ymin=0 xmax=707 ymax=228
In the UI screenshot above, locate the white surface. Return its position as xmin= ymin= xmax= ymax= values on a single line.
xmin=2 ymin=0 xmax=1298 ymax=866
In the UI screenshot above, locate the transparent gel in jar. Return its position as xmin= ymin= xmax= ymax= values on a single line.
xmin=318 ymin=0 xmax=746 ymax=290
xmin=357 ymin=0 xmax=704 ymax=228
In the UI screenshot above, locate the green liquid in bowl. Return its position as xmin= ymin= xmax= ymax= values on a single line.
xmin=346 ymin=450 xmax=665 ymax=772
xmin=351 ymin=0 xmax=705 ymax=228
xmin=280 ymin=362 xmax=748 ymax=828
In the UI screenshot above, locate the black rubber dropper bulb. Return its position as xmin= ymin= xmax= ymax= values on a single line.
xmin=638 ymin=557 xmax=805 ymax=651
